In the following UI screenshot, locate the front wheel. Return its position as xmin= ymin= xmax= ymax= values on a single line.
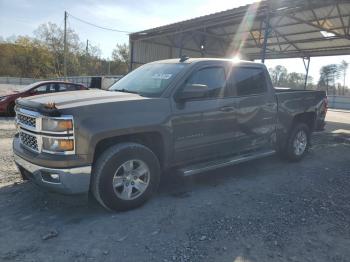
xmin=283 ymin=123 xmax=311 ymax=161
xmin=91 ymin=143 xmax=160 ymax=211
xmin=7 ymin=103 xmax=15 ymax=116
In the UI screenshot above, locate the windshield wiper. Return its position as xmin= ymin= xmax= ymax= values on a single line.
xmin=113 ymin=88 xmax=140 ymax=94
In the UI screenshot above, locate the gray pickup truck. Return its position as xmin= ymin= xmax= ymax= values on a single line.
xmin=13 ymin=58 xmax=327 ymax=211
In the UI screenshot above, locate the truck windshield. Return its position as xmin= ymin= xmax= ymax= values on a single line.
xmin=109 ymin=63 xmax=188 ymax=96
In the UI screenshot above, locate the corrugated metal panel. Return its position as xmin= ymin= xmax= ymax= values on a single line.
xmin=133 ymin=41 xmax=170 ymax=64
xmin=297 ymin=39 xmax=350 ymax=49
xmin=132 ymin=41 xmax=204 ymax=65
xmin=130 ymin=0 xmax=350 ymax=66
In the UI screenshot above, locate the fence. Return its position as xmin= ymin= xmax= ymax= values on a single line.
xmin=327 ymin=95 xmax=350 ymax=110
xmin=0 ymin=76 xmax=123 ymax=88
xmin=0 ymin=77 xmax=39 ymax=85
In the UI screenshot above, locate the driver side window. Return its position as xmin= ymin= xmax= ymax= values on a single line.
xmin=33 ymin=84 xmax=52 ymax=94
xmin=185 ymin=67 xmax=226 ymax=99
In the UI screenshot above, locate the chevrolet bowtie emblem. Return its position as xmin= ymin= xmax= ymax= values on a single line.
xmin=45 ymin=102 xmax=57 ymax=110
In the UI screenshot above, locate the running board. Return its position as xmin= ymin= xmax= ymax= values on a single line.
xmin=179 ymin=150 xmax=276 ymax=176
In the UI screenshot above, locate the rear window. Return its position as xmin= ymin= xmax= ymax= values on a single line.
xmin=227 ymin=67 xmax=267 ymax=96
xmin=59 ymin=84 xmax=81 ymax=91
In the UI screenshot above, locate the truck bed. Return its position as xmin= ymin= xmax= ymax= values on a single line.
xmin=275 ymin=87 xmax=327 ymax=137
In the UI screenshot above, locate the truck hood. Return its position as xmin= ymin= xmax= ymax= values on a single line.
xmin=20 ymin=89 xmax=148 ymax=110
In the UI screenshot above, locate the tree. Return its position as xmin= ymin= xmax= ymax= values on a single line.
xmin=339 ymin=60 xmax=348 ymax=95
xmin=111 ymin=43 xmax=129 ymax=74
xmin=34 ymin=22 xmax=82 ymax=76
xmin=286 ymin=72 xmax=304 ymax=88
xmin=0 ymin=23 xmax=132 ymax=78
xmin=0 ymin=36 xmax=54 ymax=78
xmin=269 ymin=65 xmax=288 ymax=86
xmin=318 ymin=64 xmax=340 ymax=94
xmin=112 ymin=44 xmax=129 ymax=63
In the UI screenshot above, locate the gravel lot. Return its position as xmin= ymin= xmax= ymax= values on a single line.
xmin=0 ymin=84 xmax=25 ymax=96
xmin=0 ymin=110 xmax=349 ymax=262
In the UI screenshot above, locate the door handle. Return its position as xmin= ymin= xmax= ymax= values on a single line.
xmin=220 ymin=106 xmax=234 ymax=112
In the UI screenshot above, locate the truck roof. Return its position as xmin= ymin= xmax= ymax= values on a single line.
xmin=149 ymin=57 xmax=265 ymax=68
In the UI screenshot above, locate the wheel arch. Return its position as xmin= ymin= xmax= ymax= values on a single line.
xmin=92 ymin=131 xmax=168 ymax=170
xmin=277 ymin=111 xmax=315 ymax=153
xmin=7 ymin=101 xmax=16 ymax=116
xmin=292 ymin=111 xmax=316 ymax=132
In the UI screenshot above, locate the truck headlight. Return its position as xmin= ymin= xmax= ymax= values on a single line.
xmin=42 ymin=118 xmax=73 ymax=132
xmin=42 ymin=137 xmax=74 ymax=152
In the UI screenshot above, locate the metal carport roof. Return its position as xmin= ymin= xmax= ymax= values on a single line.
xmin=129 ymin=0 xmax=350 ymax=70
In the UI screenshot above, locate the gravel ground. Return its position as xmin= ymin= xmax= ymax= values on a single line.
xmin=0 ymin=111 xmax=349 ymax=262
xmin=0 ymin=84 xmax=26 ymax=96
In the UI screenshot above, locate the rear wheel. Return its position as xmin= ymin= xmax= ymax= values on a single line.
xmin=91 ymin=143 xmax=160 ymax=211
xmin=283 ymin=123 xmax=310 ymax=161
xmin=7 ymin=103 xmax=15 ymax=116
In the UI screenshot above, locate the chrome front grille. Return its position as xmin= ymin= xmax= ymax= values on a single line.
xmin=19 ymin=131 xmax=39 ymax=152
xmin=17 ymin=113 xmax=37 ymax=129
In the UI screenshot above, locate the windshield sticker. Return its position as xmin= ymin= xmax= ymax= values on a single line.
xmin=151 ymin=73 xmax=172 ymax=80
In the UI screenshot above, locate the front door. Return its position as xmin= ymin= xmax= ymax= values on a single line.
xmin=171 ymin=64 xmax=232 ymax=164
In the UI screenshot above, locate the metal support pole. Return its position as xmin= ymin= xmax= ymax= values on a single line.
xmin=178 ymin=33 xmax=184 ymax=57
xmin=128 ymin=39 xmax=134 ymax=72
xmin=261 ymin=11 xmax=271 ymax=64
xmin=63 ymin=11 xmax=68 ymax=78
xmin=200 ymin=37 xmax=206 ymax=57
xmin=302 ymin=57 xmax=310 ymax=90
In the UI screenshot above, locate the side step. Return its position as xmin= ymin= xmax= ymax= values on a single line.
xmin=179 ymin=150 xmax=276 ymax=176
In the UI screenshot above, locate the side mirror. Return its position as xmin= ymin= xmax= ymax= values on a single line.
xmin=177 ymin=84 xmax=209 ymax=101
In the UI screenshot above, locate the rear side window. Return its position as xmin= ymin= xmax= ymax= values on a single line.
xmin=59 ymin=84 xmax=80 ymax=92
xmin=33 ymin=84 xmax=51 ymax=94
xmin=185 ymin=67 xmax=226 ymax=98
xmin=227 ymin=67 xmax=267 ymax=96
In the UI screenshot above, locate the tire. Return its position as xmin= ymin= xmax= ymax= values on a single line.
xmin=7 ymin=103 xmax=15 ymax=116
xmin=91 ymin=142 xmax=161 ymax=211
xmin=283 ymin=123 xmax=311 ymax=162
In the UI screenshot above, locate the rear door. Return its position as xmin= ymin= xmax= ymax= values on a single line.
xmin=230 ymin=66 xmax=277 ymax=152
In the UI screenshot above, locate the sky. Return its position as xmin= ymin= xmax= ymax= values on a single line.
xmin=0 ymin=0 xmax=349 ymax=84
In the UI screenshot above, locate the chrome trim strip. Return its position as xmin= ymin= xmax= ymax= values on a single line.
xmin=17 ymin=108 xmax=41 ymax=117
xmin=181 ymin=150 xmax=276 ymax=176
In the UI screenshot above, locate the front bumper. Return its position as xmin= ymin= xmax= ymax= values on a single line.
xmin=14 ymin=154 xmax=91 ymax=194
